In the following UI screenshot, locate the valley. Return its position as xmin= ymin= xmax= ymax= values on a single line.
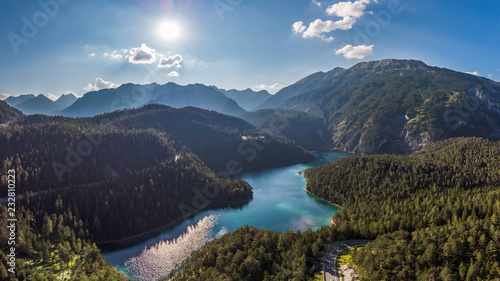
xmin=1 ymin=59 xmax=500 ymax=280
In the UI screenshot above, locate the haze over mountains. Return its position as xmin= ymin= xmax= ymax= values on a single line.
xmin=2 ymin=85 xmax=269 ymax=118
xmin=4 ymin=93 xmax=78 ymax=115
xmin=1 ymin=59 xmax=500 ymax=280
xmin=212 ymin=87 xmax=271 ymax=111
xmin=58 ymin=83 xmax=250 ymax=117
xmin=2 ymin=59 xmax=499 ymax=154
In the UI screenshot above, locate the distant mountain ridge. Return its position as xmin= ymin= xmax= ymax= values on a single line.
xmin=14 ymin=94 xmax=62 ymax=115
xmin=150 ymin=84 xmax=246 ymax=116
xmin=5 ymin=94 xmax=36 ymax=106
xmin=54 ymin=93 xmax=78 ymax=108
xmin=4 ymin=93 xmax=77 ymax=115
xmin=270 ymin=59 xmax=500 ymax=154
xmin=59 ymin=82 xmax=246 ymax=117
xmin=213 ymin=87 xmax=271 ymax=111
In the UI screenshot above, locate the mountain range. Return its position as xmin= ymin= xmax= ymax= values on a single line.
xmin=4 ymin=93 xmax=78 ymax=115
xmin=58 ymin=83 xmax=248 ymax=117
xmin=212 ymin=87 xmax=271 ymax=111
xmin=2 ymin=59 xmax=499 ymax=154
xmin=254 ymin=59 xmax=500 ymax=154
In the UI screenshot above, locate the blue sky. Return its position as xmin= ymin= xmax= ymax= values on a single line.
xmin=1 ymin=0 xmax=499 ymax=98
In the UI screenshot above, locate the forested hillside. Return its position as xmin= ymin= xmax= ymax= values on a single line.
xmin=169 ymin=225 xmax=348 ymax=281
xmin=0 ymin=123 xmax=175 ymax=193
xmin=10 ymin=105 xmax=314 ymax=173
xmin=103 ymin=105 xmax=315 ymax=171
xmin=305 ymin=137 xmax=500 ymax=279
xmin=0 ymin=203 xmax=129 ymax=280
xmin=0 ymin=105 xmax=263 ymax=279
xmin=25 ymin=149 xmax=252 ymax=242
xmin=0 ymin=100 xmax=22 ymax=124
xmin=241 ymin=109 xmax=328 ymax=150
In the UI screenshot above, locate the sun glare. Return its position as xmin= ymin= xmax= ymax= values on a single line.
xmin=158 ymin=21 xmax=181 ymax=41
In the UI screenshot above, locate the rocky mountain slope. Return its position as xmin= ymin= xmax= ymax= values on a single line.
xmin=276 ymin=59 xmax=500 ymax=154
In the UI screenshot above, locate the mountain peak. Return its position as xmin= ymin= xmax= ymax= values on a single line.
xmin=15 ymin=94 xmax=62 ymax=115
xmin=350 ymin=59 xmax=429 ymax=72
xmin=33 ymin=94 xmax=53 ymax=102
xmin=55 ymin=92 xmax=78 ymax=108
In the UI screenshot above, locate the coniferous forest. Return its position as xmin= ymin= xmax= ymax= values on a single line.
xmin=0 ymin=104 xmax=314 ymax=279
xmin=1 ymin=65 xmax=500 ymax=280
xmin=3 ymin=0 xmax=500 ymax=278
xmin=305 ymin=137 xmax=500 ymax=280
xmin=170 ymin=138 xmax=500 ymax=280
xmin=1 ymin=103 xmax=500 ymax=280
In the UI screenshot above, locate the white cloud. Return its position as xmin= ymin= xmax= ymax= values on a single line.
xmin=84 ymin=84 xmax=93 ymax=92
xmin=168 ymin=71 xmax=180 ymax=77
xmin=335 ymin=44 xmax=373 ymax=59
xmin=104 ymin=50 xmax=124 ymax=60
xmin=89 ymin=53 xmax=96 ymax=57
xmin=488 ymin=74 xmax=493 ymax=79
xmin=292 ymin=21 xmax=306 ymax=34
xmin=312 ymin=0 xmax=321 ymax=6
xmin=308 ymin=17 xmax=356 ymax=36
xmin=46 ymin=93 xmax=57 ymax=101
xmin=293 ymin=0 xmax=376 ymax=41
xmin=63 ymin=91 xmax=80 ymax=98
xmin=158 ymin=54 xmax=183 ymax=68
xmin=294 ymin=17 xmax=356 ymax=40
xmin=128 ymin=44 xmax=156 ymax=64
xmin=84 ymin=78 xmax=120 ymax=92
xmin=466 ymin=71 xmax=479 ymax=76
xmin=0 ymin=93 xmax=9 ymax=100
xmin=251 ymin=83 xmax=285 ymax=94
xmin=326 ymin=0 xmax=373 ymax=18
xmin=323 ymin=35 xmax=335 ymax=42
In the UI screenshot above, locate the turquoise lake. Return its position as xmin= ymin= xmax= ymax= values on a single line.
xmin=101 ymin=151 xmax=352 ymax=281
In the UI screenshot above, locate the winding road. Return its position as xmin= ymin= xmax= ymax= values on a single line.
xmin=323 ymin=240 xmax=373 ymax=281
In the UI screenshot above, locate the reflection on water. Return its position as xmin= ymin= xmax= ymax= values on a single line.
xmin=124 ymin=215 xmax=222 ymax=281
xmin=103 ymin=152 xmax=352 ymax=281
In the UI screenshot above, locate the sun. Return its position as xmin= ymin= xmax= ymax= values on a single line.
xmin=158 ymin=21 xmax=181 ymax=41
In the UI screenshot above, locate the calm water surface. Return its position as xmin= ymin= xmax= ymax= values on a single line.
xmin=101 ymin=152 xmax=352 ymax=280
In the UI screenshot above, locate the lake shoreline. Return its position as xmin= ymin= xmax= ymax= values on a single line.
xmin=301 ymin=172 xmax=343 ymax=209
xmin=96 ymin=198 xmax=251 ymax=245
xmin=97 ymin=158 xmax=317 ymax=246
xmin=103 ymin=151 xmax=351 ymax=280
